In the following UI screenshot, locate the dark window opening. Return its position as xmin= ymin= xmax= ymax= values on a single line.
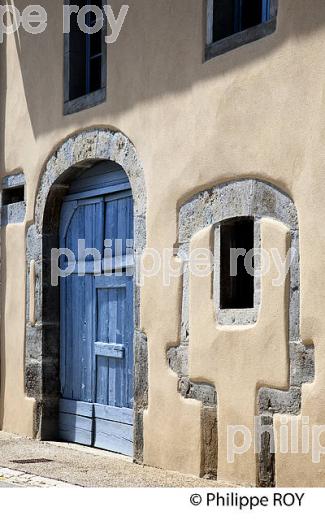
xmin=2 ymin=186 xmax=25 ymax=206
xmin=69 ymin=0 xmax=103 ymax=101
xmin=213 ymin=0 xmax=270 ymax=43
xmin=220 ymin=218 xmax=254 ymax=309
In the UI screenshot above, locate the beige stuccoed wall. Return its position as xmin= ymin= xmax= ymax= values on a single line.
xmin=0 ymin=225 xmax=35 ymax=436
xmin=1 ymin=0 xmax=325 ymax=484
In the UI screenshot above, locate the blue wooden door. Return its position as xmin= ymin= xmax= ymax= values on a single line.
xmin=58 ymin=165 xmax=134 ymax=456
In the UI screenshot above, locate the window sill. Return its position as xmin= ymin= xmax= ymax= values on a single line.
xmin=64 ymin=88 xmax=106 ymax=116
xmin=205 ymin=18 xmax=277 ymax=61
xmin=217 ymin=307 xmax=258 ymax=326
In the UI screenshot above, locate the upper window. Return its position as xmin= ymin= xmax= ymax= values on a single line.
xmin=206 ymin=0 xmax=278 ymax=60
xmin=64 ymin=0 xmax=107 ymax=115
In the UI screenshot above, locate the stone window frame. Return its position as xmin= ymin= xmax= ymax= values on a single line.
xmin=205 ymin=0 xmax=278 ymax=61
xmin=25 ymin=128 xmax=148 ymax=464
xmin=63 ymin=0 xmax=108 ymax=115
xmin=1 ymin=172 xmax=26 ymax=226
xmin=169 ymin=179 xmax=314 ymax=485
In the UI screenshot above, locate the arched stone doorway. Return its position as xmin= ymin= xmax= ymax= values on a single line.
xmin=25 ymin=128 xmax=148 ymax=463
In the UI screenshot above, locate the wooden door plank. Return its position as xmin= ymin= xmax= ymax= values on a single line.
xmin=96 ymin=287 xmax=109 ymax=404
xmin=64 ymin=183 xmax=131 ymax=202
xmin=59 ymin=398 xmax=93 ymax=417
xmin=108 ymin=287 xmax=118 ymax=407
xmin=117 ymin=286 xmax=126 ymax=405
xmin=94 ymin=418 xmax=133 ymax=456
xmin=125 ymin=279 xmax=134 ymax=408
xmin=59 ymin=413 xmax=92 ymax=446
xmin=94 ymin=403 xmax=133 ymax=425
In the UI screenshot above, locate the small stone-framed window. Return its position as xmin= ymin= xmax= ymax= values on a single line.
xmin=214 ymin=217 xmax=260 ymax=326
xmin=1 ymin=173 xmax=26 ymax=226
xmin=206 ymin=0 xmax=278 ymax=61
xmin=220 ymin=218 xmax=254 ymax=310
xmin=64 ymin=0 xmax=107 ymax=115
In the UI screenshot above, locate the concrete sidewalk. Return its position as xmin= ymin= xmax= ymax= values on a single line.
xmin=0 ymin=432 xmax=225 ymax=488
xmin=0 ymin=466 xmax=75 ymax=487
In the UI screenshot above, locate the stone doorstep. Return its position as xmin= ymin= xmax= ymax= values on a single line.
xmin=0 ymin=466 xmax=79 ymax=488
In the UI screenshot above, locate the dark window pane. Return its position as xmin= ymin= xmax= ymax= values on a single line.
xmin=90 ymin=55 xmax=102 ymax=92
xmin=2 ymin=186 xmax=24 ymax=205
xmin=69 ymin=30 xmax=87 ymax=99
xmin=68 ymin=1 xmax=103 ymax=101
xmin=82 ymin=0 xmax=103 ymax=26
xmin=241 ymin=0 xmax=263 ymax=30
xmin=212 ymin=0 xmax=264 ymax=42
xmin=213 ymin=0 xmax=235 ymax=42
xmin=220 ymin=218 xmax=254 ymax=309
xmin=78 ymin=0 xmax=102 ymax=8
xmin=90 ymin=30 xmax=102 ymax=57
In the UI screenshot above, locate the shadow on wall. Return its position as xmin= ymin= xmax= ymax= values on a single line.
xmin=7 ymin=0 xmax=325 ymax=141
